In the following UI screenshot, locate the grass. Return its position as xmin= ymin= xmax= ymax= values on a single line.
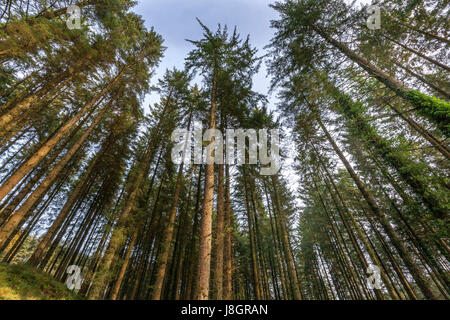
xmin=0 ymin=262 xmax=81 ymax=300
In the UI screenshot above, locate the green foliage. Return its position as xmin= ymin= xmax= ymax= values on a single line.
xmin=399 ymin=89 xmax=450 ymax=136
xmin=0 ymin=263 xmax=80 ymax=300
xmin=330 ymin=86 xmax=448 ymax=222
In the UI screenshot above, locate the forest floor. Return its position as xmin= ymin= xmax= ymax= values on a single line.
xmin=0 ymin=263 xmax=81 ymax=300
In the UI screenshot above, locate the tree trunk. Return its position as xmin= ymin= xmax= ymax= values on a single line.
xmin=195 ymin=72 xmax=217 ymax=300
xmin=28 ymin=147 xmax=101 ymax=266
xmin=152 ymin=113 xmax=192 ymax=300
xmin=383 ymin=34 xmax=450 ymax=72
xmin=310 ymin=24 xmax=449 ymax=135
xmin=110 ymin=232 xmax=138 ymax=300
xmin=0 ymin=99 xmax=112 ymax=247
xmin=213 ymin=162 xmax=225 ymax=299
xmin=316 ymin=115 xmax=439 ymax=300
xmin=0 ymin=68 xmax=126 ymax=203
xmin=223 ymin=164 xmax=233 ymax=300
xmin=270 ymin=176 xmax=302 ymax=300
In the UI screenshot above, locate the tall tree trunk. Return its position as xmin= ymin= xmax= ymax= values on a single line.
xmin=0 ymin=49 xmax=96 ymax=135
xmin=152 ymin=112 xmax=192 ymax=300
xmin=88 ymin=90 xmax=170 ymax=300
xmin=213 ymin=163 xmax=225 ymax=299
xmin=394 ymin=61 xmax=450 ymax=100
xmin=28 ymin=147 xmax=102 ymax=266
xmin=310 ymin=24 xmax=449 ymax=135
xmin=242 ymin=168 xmax=262 ymax=300
xmin=0 ymin=68 xmax=126 ymax=203
xmin=396 ymin=21 xmax=450 ymax=44
xmin=223 ymin=164 xmax=233 ymax=300
xmin=315 ymin=115 xmax=439 ymax=300
xmin=0 ymin=99 xmax=112 ymax=247
xmin=196 ymin=72 xmax=217 ymax=300
xmin=185 ymin=165 xmax=203 ymax=299
xmin=328 ymin=89 xmax=448 ymax=219
xmin=110 ymin=231 xmax=138 ymax=300
xmin=270 ymin=175 xmax=302 ymax=300
xmin=383 ymin=34 xmax=450 ymax=72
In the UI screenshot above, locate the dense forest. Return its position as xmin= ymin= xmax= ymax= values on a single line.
xmin=0 ymin=0 xmax=448 ymax=300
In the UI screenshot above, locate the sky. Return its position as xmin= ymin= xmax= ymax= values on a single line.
xmin=132 ymin=0 xmax=371 ymax=111
xmin=132 ymin=0 xmax=280 ymax=112
xmin=131 ymin=0 xmax=371 ymax=207
xmin=132 ymin=0 xmax=295 ymax=198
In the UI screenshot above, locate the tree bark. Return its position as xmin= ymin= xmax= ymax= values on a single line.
xmin=0 ymin=68 xmax=126 ymax=203
xmin=0 ymin=99 xmax=111 ymax=247
xmin=315 ymin=115 xmax=439 ymax=300
xmin=195 ymin=72 xmax=217 ymax=300
xmin=270 ymin=175 xmax=302 ymax=300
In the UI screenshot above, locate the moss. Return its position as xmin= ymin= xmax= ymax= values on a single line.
xmin=399 ymin=89 xmax=450 ymax=136
xmin=332 ymin=89 xmax=448 ymax=221
xmin=0 ymin=263 xmax=81 ymax=300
